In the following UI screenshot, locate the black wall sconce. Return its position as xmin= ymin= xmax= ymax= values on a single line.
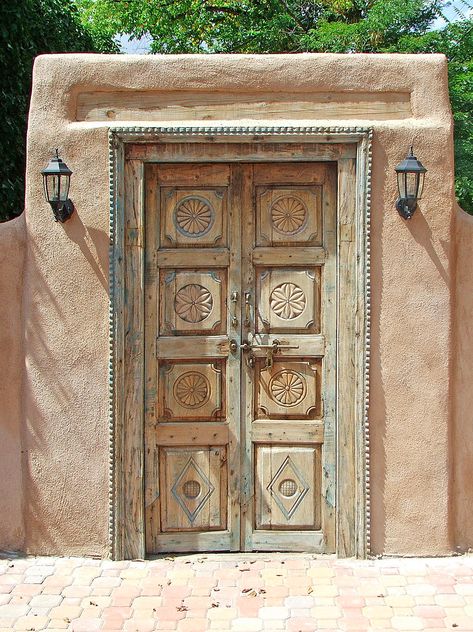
xmin=41 ymin=150 xmax=74 ymax=223
xmin=395 ymin=146 xmax=427 ymax=220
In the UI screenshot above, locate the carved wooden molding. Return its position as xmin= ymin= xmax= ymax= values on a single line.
xmin=108 ymin=126 xmax=372 ymax=560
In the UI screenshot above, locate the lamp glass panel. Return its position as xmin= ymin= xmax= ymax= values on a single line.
xmin=417 ymin=172 xmax=425 ymax=199
xmin=406 ymin=172 xmax=419 ymax=198
xmin=59 ymin=174 xmax=70 ymax=201
xmin=42 ymin=175 xmax=49 ymax=202
xmin=397 ymin=172 xmax=407 ymax=199
xmin=46 ymin=175 xmax=61 ymax=201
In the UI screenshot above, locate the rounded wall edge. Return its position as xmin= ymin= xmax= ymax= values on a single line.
xmin=452 ymin=204 xmax=473 ymax=551
xmin=0 ymin=212 xmax=26 ymax=553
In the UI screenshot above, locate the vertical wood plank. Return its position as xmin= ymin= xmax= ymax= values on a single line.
xmin=227 ymin=164 xmax=243 ymax=551
xmin=144 ymin=164 xmax=160 ymax=553
xmin=240 ymin=164 xmax=255 ymax=551
xmin=337 ymin=157 xmax=357 ymax=557
xmin=320 ymin=164 xmax=337 ymax=552
xmin=122 ymin=158 xmax=145 ymax=559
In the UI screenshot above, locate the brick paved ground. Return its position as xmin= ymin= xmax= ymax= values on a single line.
xmin=0 ymin=554 xmax=472 ymax=631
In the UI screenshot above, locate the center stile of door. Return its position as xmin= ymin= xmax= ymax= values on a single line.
xmin=144 ymin=162 xmax=337 ymax=553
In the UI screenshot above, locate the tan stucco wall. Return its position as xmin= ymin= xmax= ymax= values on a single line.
xmin=0 ymin=213 xmax=26 ymax=553
xmin=453 ymin=206 xmax=473 ymax=551
xmin=1 ymin=52 xmax=470 ymax=556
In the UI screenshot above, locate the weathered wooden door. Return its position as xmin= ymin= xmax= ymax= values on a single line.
xmin=144 ymin=161 xmax=336 ymax=553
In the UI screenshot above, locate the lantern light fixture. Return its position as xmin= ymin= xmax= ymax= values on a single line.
xmin=41 ymin=149 xmax=74 ymax=223
xmin=395 ymin=146 xmax=427 ymax=220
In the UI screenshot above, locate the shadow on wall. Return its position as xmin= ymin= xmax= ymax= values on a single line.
xmin=64 ymin=214 xmax=109 ymax=293
xmin=22 ymin=210 xmax=109 ymax=555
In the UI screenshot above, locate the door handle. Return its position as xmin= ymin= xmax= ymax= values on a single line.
xmin=244 ymin=292 xmax=251 ymax=327
xmin=230 ymin=290 xmax=238 ymax=327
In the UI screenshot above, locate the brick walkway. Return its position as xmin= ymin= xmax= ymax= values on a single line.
xmin=1 ymin=555 xmax=473 ymax=631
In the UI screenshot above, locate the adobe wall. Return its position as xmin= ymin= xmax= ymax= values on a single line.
xmin=0 ymin=213 xmax=26 ymax=553
xmin=453 ymin=207 xmax=473 ymax=551
xmin=1 ymin=52 xmax=469 ymax=556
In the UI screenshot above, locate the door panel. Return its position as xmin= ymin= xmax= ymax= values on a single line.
xmin=255 ymin=186 xmax=322 ymax=247
xmin=158 ymin=360 xmax=225 ymax=421
xmin=144 ymin=161 xmax=336 ymax=554
xmin=255 ymin=268 xmax=321 ymax=334
xmin=159 ymin=269 xmax=226 ymax=335
xmin=255 ymin=445 xmax=321 ymax=530
xmin=160 ymin=447 xmax=227 ymax=532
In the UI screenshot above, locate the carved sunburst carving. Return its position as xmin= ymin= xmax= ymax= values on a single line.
xmin=174 ymin=371 xmax=210 ymax=408
xmin=269 ymin=370 xmax=307 ymax=407
xmin=271 ymin=196 xmax=307 ymax=235
xmin=270 ymin=282 xmax=306 ymax=320
xmin=174 ymin=284 xmax=213 ymax=323
xmin=175 ymin=196 xmax=214 ymax=237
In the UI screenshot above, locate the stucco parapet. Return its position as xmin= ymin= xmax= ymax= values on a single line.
xmin=30 ymin=53 xmax=451 ymax=127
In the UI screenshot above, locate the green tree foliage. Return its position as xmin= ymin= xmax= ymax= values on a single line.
xmin=76 ymin=0 xmax=473 ymax=214
xmin=0 ymin=0 xmax=117 ymax=222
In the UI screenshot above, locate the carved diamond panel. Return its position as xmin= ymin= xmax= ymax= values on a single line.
xmin=160 ymin=447 xmax=227 ymax=532
xmin=255 ymin=446 xmax=320 ymax=530
xmin=255 ymin=358 xmax=321 ymax=419
xmin=160 ymin=187 xmax=227 ymax=248
xmin=256 ymin=268 xmax=320 ymax=333
xmin=160 ymin=269 xmax=226 ymax=335
xmin=159 ymin=361 xmax=225 ymax=421
xmin=256 ymin=186 xmax=322 ymax=246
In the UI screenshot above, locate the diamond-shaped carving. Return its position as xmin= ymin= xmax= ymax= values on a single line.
xmin=267 ymin=456 xmax=309 ymax=520
xmin=171 ymin=457 xmax=215 ymax=523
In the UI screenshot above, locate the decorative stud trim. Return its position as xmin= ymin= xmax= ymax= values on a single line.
xmin=108 ymin=131 xmax=117 ymax=559
xmin=364 ymin=129 xmax=373 ymax=558
xmin=108 ymin=125 xmax=372 ymax=559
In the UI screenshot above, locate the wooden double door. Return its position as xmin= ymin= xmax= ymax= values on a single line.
xmin=144 ymin=161 xmax=337 ymax=553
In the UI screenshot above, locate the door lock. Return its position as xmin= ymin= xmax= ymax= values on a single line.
xmin=229 ymin=339 xmax=239 ymax=354
xmin=240 ymin=339 xmax=299 ymax=371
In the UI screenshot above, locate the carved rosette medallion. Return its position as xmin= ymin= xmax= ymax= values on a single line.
xmin=269 ymin=370 xmax=307 ymax=407
xmin=270 ymin=195 xmax=307 ymax=235
xmin=270 ymin=282 xmax=306 ymax=320
xmin=174 ymin=371 xmax=211 ymax=409
xmin=174 ymin=284 xmax=213 ymax=323
xmin=174 ymin=196 xmax=214 ymax=237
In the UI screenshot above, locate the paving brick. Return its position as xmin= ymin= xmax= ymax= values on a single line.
xmin=13 ymin=615 xmax=49 ymax=630
xmin=177 ymin=618 xmax=209 ymax=631
xmin=362 ymin=605 xmax=394 ymax=618
xmin=30 ymin=594 xmax=63 ymax=608
xmin=259 ymin=606 xmax=290 ymax=620
xmin=392 ymin=615 xmax=431 ymax=630
xmin=310 ymin=605 xmax=343 ymax=619
xmin=48 ymin=605 xmax=82 ymax=620
xmin=287 ymin=617 xmax=318 ymax=632
xmin=285 ymin=596 xmax=314 ymax=608
xmin=123 ymin=620 xmax=156 ymax=632
xmin=231 ymin=617 xmax=263 ymax=631
xmin=0 ymin=603 xmax=30 ymax=618
xmin=70 ymin=617 xmax=102 ymax=630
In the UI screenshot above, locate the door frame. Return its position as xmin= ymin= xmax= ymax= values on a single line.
xmin=108 ymin=126 xmax=373 ymax=560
